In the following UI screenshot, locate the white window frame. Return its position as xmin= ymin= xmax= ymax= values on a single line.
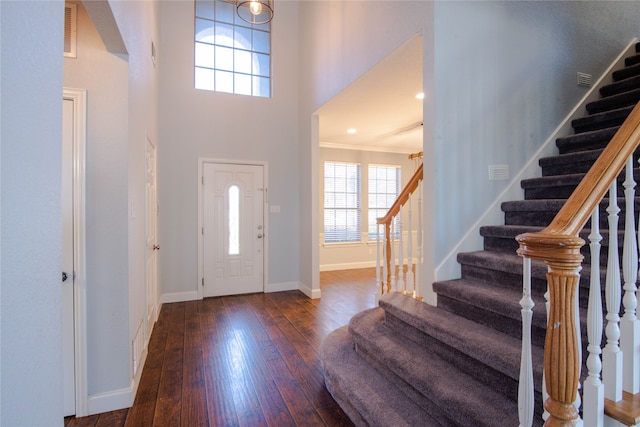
xmin=194 ymin=0 xmax=272 ymax=97
xmin=323 ymin=161 xmax=362 ymax=243
xmin=367 ymin=164 xmax=401 ymax=241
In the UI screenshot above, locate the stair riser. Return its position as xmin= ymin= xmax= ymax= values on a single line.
xmin=586 ymin=89 xmax=640 ymax=114
xmin=600 ymin=74 xmax=640 ymax=97
xmin=504 ymin=207 xmax=639 ymax=228
xmin=459 ymin=263 xmax=599 ymax=307
xmin=524 ymin=182 xmax=637 ymax=200
xmin=613 ymin=63 xmax=640 ymax=82
xmin=482 ymin=236 xmax=620 ymax=267
xmin=572 ymin=107 xmax=633 ymax=134
xmin=385 ymin=313 xmax=532 ymax=404
xmin=436 ymin=295 xmax=547 ymax=348
xmin=541 ymin=151 xmax=640 ymax=176
xmin=350 ymin=341 xmax=456 ymax=426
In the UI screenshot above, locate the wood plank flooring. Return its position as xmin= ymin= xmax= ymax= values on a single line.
xmin=65 ymin=268 xmax=377 ymax=427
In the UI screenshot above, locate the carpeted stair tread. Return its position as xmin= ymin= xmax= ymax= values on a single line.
xmin=433 ymin=278 xmax=548 ymax=332
xmin=349 ymin=305 xmax=536 ymax=426
xmin=520 ymin=169 xmax=640 ymax=200
xmin=540 ymin=149 xmax=604 ymax=175
xmin=601 ymin=74 xmax=640 ymax=97
xmin=320 ymin=326 xmax=440 ymax=427
xmin=586 ymin=88 xmax=640 ymax=114
xmin=378 ymin=294 xmax=545 ymax=399
xmin=624 ymin=52 xmax=640 ymax=67
xmin=572 ymin=105 xmax=633 ymax=134
xmin=480 ymin=224 xmax=620 ymax=264
xmin=613 ymin=62 xmax=640 ymax=82
xmin=456 ymin=250 xmax=603 ymax=293
xmin=556 ymin=126 xmax=619 ymax=154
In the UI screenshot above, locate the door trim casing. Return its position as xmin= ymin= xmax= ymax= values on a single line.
xmin=63 ymin=87 xmax=88 ymax=416
xmin=197 ymin=158 xmax=269 ymax=300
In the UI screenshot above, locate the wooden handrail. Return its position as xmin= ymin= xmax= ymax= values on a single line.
xmin=377 ymin=163 xmax=423 ymax=225
xmin=517 ymin=101 xmax=640 ymax=426
xmin=518 ymin=102 xmax=640 ymax=254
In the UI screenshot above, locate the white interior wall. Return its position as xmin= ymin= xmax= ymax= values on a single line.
xmin=1 ymin=1 xmax=65 ymax=425
xmin=63 ymin=2 xmax=131 ymax=401
xmin=157 ymin=1 xmax=301 ymax=299
xmin=297 ymin=1 xmax=433 ymax=295
xmin=107 ymin=0 xmax=160 ymax=397
xmin=319 ymin=147 xmax=420 ymax=271
xmin=432 ymin=1 xmax=640 ymax=280
xmin=63 ymin=0 xmax=159 ymax=411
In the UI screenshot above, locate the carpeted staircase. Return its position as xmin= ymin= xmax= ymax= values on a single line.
xmin=320 ymin=43 xmax=640 ymax=426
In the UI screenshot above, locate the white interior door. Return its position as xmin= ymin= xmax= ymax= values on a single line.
xmin=145 ymin=138 xmax=159 ymax=328
xmin=203 ymin=163 xmax=264 ymax=297
xmin=62 ymin=98 xmax=75 ymax=417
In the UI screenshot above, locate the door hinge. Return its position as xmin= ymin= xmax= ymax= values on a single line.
xmin=201 ymin=278 xmax=204 ymax=287
xmin=202 ymin=227 xmax=204 ymax=235
xmin=201 ymin=175 xmax=204 ymax=185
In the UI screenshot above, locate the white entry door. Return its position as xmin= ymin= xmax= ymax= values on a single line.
xmin=145 ymin=137 xmax=159 ymax=329
xmin=62 ymin=98 xmax=75 ymax=416
xmin=203 ymin=163 xmax=264 ymax=297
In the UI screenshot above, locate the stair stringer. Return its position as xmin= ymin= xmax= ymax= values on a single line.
xmin=433 ymin=38 xmax=638 ymax=288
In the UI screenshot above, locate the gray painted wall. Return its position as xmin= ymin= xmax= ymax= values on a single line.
xmin=157 ymin=1 xmax=301 ymax=297
xmin=433 ymin=1 xmax=640 ymax=270
xmin=64 ymin=3 xmax=130 ymax=396
xmin=1 ymin=1 xmax=64 ymax=425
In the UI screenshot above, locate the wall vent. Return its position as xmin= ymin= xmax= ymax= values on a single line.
xmin=577 ymin=72 xmax=592 ymax=88
xmin=488 ymin=164 xmax=509 ymax=181
xmin=64 ymin=3 xmax=77 ymax=58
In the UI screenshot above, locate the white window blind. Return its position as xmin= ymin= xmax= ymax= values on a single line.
xmin=324 ymin=162 xmax=361 ymax=243
xmin=368 ymin=164 xmax=401 ymax=240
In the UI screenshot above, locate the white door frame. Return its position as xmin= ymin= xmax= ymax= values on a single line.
xmin=197 ymin=158 xmax=269 ymax=300
xmin=63 ymin=87 xmax=88 ymax=416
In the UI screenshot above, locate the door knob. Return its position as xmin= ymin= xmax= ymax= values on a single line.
xmin=257 ymin=234 xmax=263 ymax=238
xmin=153 ymin=244 xmax=160 ymax=250
xmin=62 ymin=272 xmax=68 ymax=282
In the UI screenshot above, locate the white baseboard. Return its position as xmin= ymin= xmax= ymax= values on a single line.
xmin=298 ymin=282 xmax=321 ymax=299
xmin=320 ymin=261 xmax=376 ymax=271
xmin=87 ymin=387 xmax=133 ymax=415
xmin=265 ymin=281 xmax=300 ymax=293
xmin=161 ymin=291 xmax=198 ymax=304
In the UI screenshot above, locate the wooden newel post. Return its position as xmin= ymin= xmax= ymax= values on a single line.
xmin=517 ymin=232 xmax=585 ymax=427
xmin=543 ymin=259 xmax=581 ymax=426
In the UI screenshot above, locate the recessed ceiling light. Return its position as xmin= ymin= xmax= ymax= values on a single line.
xmin=416 ymin=92 xmax=425 ymax=100
xmin=347 ymin=128 xmax=357 ymax=134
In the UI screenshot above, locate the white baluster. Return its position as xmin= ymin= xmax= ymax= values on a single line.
xmin=390 ymin=220 xmax=397 ymax=292
xmin=397 ymin=206 xmax=405 ymax=293
xmin=376 ymin=223 xmax=382 ymax=304
xmin=603 ymin=182 xmax=623 ymax=402
xmin=416 ymin=180 xmax=423 ymax=299
xmin=622 ymin=156 xmax=640 ymax=394
xmin=406 ymin=193 xmax=414 ymax=296
xmin=543 ymin=280 xmax=550 ymax=423
xmin=519 ymin=256 xmax=534 ymax=427
xmin=382 ymin=225 xmax=388 ymax=297
xmin=584 ymin=208 xmax=604 ymax=427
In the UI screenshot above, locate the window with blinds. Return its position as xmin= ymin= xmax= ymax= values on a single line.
xmin=324 ymin=162 xmax=362 ymax=243
xmin=368 ymin=164 xmax=401 ymax=240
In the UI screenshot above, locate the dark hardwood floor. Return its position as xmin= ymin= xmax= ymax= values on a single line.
xmin=65 ymin=268 xmax=377 ymax=427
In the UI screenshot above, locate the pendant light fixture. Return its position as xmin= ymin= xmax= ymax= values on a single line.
xmin=236 ymin=0 xmax=274 ymax=24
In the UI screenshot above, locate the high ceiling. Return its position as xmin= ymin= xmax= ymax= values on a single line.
xmin=316 ymin=36 xmax=423 ymax=154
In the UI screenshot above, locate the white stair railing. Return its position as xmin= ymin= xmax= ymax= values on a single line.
xmin=376 ymin=164 xmax=423 ymax=300
xmin=622 ymin=158 xmax=640 ymax=395
xmin=517 ymin=145 xmax=640 ymax=426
